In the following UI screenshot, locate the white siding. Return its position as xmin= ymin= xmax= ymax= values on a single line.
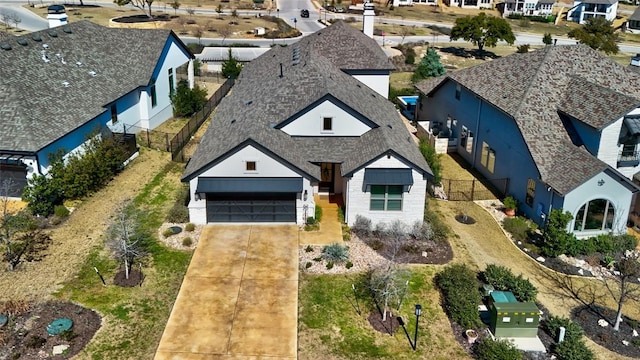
xmin=563 ymin=170 xmax=633 ymax=237
xmin=351 ymin=74 xmax=389 ymax=99
xmin=280 ymin=99 xmax=374 ymax=137
xmin=598 ymin=116 xmax=622 ymax=168
xmin=187 ymin=144 xmax=314 ymax=225
xmin=345 ymin=155 xmax=426 ymax=226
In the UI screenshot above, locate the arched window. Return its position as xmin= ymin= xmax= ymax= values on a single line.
xmin=573 ymin=199 xmax=615 ymax=232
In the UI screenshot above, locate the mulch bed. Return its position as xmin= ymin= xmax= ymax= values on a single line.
xmin=367 ymin=311 xmax=399 ymax=336
xmin=0 ymin=301 xmax=101 ymax=360
xmin=113 ymin=268 xmax=145 ymax=287
xmin=573 ymin=305 xmax=640 ymax=358
xmin=360 ymin=235 xmax=454 ymax=265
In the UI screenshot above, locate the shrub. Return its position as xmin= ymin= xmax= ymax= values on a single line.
xmin=170 ymin=79 xmax=208 ymax=117
xmin=313 ymin=257 xmax=322 ymax=262
xmin=182 ymin=237 xmax=193 ymax=247
xmin=352 ymin=215 xmax=372 ymax=236
xmin=519 ymin=18 xmax=531 ymax=28
xmin=424 ymin=201 xmax=450 ymax=242
xmin=543 ymin=32 xmax=553 ymax=45
xmin=53 ymin=205 xmax=70 ymax=218
xmin=306 ymin=217 xmax=317 ymax=225
xmin=516 ymin=44 xmax=530 ymax=53
xmin=304 ymin=245 xmax=313 ymax=252
xmin=502 ymin=217 xmax=534 ymax=242
xmin=185 ymin=223 xmax=196 ymax=232
xmin=305 ymin=262 xmax=312 ymax=269
xmin=503 ymin=196 xmax=518 ymax=211
xmin=163 ymin=228 xmax=175 ymax=238
xmin=542 ymin=315 xmax=584 ymax=343
xmin=315 ymin=205 xmax=323 ymax=222
xmin=542 ymin=209 xmax=576 ymax=257
xmin=434 ymin=264 xmax=482 ymax=329
xmin=166 ymin=203 xmax=189 ymax=223
xmin=476 ymin=337 xmax=522 ymax=360
xmin=326 ymin=261 xmax=334 ymax=269
xmin=480 ymin=264 xmax=537 ymax=302
xmin=345 ymin=261 xmax=353 ymax=269
xmin=322 ymin=243 xmax=349 ymax=263
xmin=553 ymin=339 xmax=595 ymax=360
xmin=419 ymin=138 xmax=442 ymax=185
xmin=405 ymin=52 xmax=415 ymax=64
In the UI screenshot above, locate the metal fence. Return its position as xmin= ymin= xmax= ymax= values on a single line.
xmin=171 ymin=78 xmax=235 ymax=162
xmin=438 ymin=177 xmax=509 ymax=201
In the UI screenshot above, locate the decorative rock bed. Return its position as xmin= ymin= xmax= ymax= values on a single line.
xmin=158 ymin=223 xmax=204 ymax=249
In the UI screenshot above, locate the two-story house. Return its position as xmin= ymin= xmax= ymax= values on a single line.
xmin=567 ymin=0 xmax=618 ymax=24
xmin=182 ymin=21 xmax=432 ymax=226
xmin=501 ymin=0 xmax=554 ymax=17
xmin=444 ymin=0 xmax=493 ymax=9
xmin=415 ymin=45 xmax=640 ymax=237
xmin=0 ymin=21 xmax=194 ymax=196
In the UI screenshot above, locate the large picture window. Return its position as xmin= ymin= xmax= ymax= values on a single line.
xmin=574 ymin=199 xmax=615 ymax=232
xmin=480 ymin=142 xmax=495 ymax=173
xmin=370 ymin=185 xmax=403 ymax=211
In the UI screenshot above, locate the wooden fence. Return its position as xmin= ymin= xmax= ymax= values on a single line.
xmin=438 ymin=177 xmax=509 ymax=201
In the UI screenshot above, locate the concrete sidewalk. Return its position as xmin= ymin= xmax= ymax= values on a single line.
xmin=155 ymin=225 xmax=298 ymax=360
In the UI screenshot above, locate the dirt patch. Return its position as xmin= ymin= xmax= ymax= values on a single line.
xmin=0 ymin=301 xmax=101 ymax=360
xmin=367 ymin=311 xmax=398 ymax=335
xmin=358 ymin=233 xmax=454 ymax=265
xmin=113 ymin=268 xmax=145 ymax=287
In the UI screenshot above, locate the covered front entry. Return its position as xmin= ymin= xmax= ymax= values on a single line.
xmin=206 ymin=193 xmax=296 ymax=222
xmin=197 ymin=177 xmax=302 ymax=223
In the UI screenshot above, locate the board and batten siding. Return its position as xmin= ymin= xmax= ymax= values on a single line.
xmin=345 ymin=155 xmax=426 ymax=226
xmin=562 ymin=170 xmax=633 ymax=237
xmin=187 ymin=144 xmax=314 ymax=225
xmin=598 ymin=108 xmax=640 ymax=179
xmin=349 ymin=73 xmax=390 ymax=99
xmin=280 ymin=99 xmax=373 ymax=136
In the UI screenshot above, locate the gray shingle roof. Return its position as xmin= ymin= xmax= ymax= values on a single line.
xmin=415 ymin=45 xmax=640 ymax=195
xmin=0 ymin=21 xmax=185 ymax=154
xmin=183 ymin=21 xmax=428 ymax=182
xmin=629 ymin=6 xmax=640 ymax=21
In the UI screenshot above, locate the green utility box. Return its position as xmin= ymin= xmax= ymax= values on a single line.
xmin=488 ymin=291 xmax=540 ymax=338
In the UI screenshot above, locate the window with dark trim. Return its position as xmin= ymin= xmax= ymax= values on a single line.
xmin=370 ymin=185 xmax=403 ymax=211
xmin=150 ymin=85 xmax=157 ymax=107
xmin=110 ymin=104 xmax=117 ymax=124
xmin=246 ymin=161 xmax=256 ymax=171
xmin=168 ymin=68 xmax=174 ymax=96
xmin=323 ymin=117 xmax=332 ymax=131
xmin=574 ymin=199 xmax=615 ymax=232
xmin=480 ymin=142 xmax=495 ymax=173
xmin=526 ymin=178 xmax=535 ymax=207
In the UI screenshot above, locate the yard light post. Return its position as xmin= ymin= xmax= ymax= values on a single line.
xmin=413 ymin=304 xmax=422 ymax=351
xmin=277 ymin=8 xmax=279 ymax=18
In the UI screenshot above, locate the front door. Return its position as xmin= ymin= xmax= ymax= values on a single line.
xmin=319 ymin=163 xmax=334 ymax=193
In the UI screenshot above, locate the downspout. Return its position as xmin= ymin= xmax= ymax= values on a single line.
xmin=472 ymin=96 xmax=482 ymax=169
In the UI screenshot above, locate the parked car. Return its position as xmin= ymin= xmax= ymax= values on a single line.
xmin=300 ymin=9 xmax=310 ymax=17
xmin=334 ymin=5 xmax=345 ymax=12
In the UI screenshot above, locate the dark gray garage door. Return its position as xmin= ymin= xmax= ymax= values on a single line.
xmin=0 ymin=162 xmax=27 ymax=197
xmin=206 ymin=193 xmax=296 ymax=222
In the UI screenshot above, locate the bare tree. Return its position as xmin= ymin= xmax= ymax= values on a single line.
xmin=186 ymin=7 xmax=195 ymax=18
xmin=1 ymin=11 xmax=13 ymax=30
xmin=170 ymin=0 xmax=180 ymax=16
xmin=114 ymin=0 xmax=155 ymax=18
xmin=193 ymin=25 xmax=204 ymax=45
xmin=218 ymin=24 xmax=232 ymax=45
xmin=106 ymin=200 xmax=148 ymax=280
xmin=603 ymin=253 xmax=640 ymax=331
xmin=216 ymin=4 xmax=224 ymax=19
xmin=10 ymin=13 xmax=21 ymax=29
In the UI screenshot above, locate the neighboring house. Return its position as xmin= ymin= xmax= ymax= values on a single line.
xmin=0 ymin=21 xmax=194 ymax=196
xmin=626 ymin=6 xmax=640 ymax=31
xmin=443 ymin=0 xmax=493 ymax=9
xmin=197 ymin=47 xmax=270 ymax=73
xmin=567 ymin=0 xmax=618 ymax=24
xmin=415 ymin=45 xmax=640 ymax=237
xmin=501 ymin=0 xmax=554 ymax=17
xmin=182 ymin=21 xmax=432 ymax=226
xmin=392 ymin=0 xmax=438 ymax=6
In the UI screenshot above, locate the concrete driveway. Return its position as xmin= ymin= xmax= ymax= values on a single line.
xmin=155 ymin=225 xmax=299 ymax=360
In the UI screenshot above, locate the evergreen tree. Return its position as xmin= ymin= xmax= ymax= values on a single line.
xmin=568 ymin=17 xmax=619 ymax=54
xmin=221 ymin=48 xmax=242 ymax=79
xmin=170 ymin=79 xmax=208 ymax=117
xmin=412 ymin=47 xmax=446 ymax=82
xmin=542 ymin=32 xmax=553 ymax=45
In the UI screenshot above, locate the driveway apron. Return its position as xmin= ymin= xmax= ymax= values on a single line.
xmin=155 ymin=225 xmax=299 ymax=359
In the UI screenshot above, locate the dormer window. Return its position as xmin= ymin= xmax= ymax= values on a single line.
xmin=323 ymin=117 xmax=333 ymax=131
xmin=246 ymin=161 xmax=256 ymax=171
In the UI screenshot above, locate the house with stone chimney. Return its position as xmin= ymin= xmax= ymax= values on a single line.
xmin=182 ymin=21 xmax=432 ymax=226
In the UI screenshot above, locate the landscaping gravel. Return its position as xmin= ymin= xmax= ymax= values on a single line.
xmin=299 ymin=235 xmax=389 ymax=274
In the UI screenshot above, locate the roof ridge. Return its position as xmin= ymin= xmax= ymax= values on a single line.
xmin=512 ymin=46 xmax=555 ymax=119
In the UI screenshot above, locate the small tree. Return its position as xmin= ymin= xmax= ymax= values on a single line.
xmin=218 ymin=24 xmax=232 ymax=45
xmin=542 ymin=32 xmax=553 ymax=45
xmin=516 ymin=44 xmax=530 ymax=53
xmin=412 ymin=47 xmax=446 ymax=82
xmin=170 ymin=79 xmax=208 ymax=117
xmin=541 ymin=209 xmax=576 ymax=257
xmin=216 ymin=4 xmax=223 ymax=19
xmin=193 ymin=26 xmax=204 ymax=45
xmin=106 ymin=201 xmax=148 ymax=280
xmin=114 ymin=0 xmax=154 ymax=18
xmin=568 ymin=17 xmax=619 ymax=54
xmin=603 ymin=253 xmax=640 ymax=331
xmin=170 ymin=0 xmax=180 ymax=16
xmin=450 ymin=12 xmax=516 ymax=53
xmin=221 ymin=48 xmax=242 ymax=79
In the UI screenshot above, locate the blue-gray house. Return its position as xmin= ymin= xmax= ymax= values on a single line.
xmin=416 ymin=45 xmax=640 ymax=237
xmin=0 ymin=21 xmax=194 ymax=196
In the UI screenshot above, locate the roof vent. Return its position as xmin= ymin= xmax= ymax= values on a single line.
xmin=17 ymin=38 xmax=27 ymax=46
xmin=0 ymin=43 xmax=11 ymax=51
xmin=55 ymin=53 xmax=61 ymax=58
xmin=32 ymin=34 xmax=42 ymax=42
xmin=48 ymin=30 xmax=58 ymax=38
xmin=76 ymin=61 xmax=82 ymax=67
xmin=88 ymin=70 xmax=97 ymax=77
xmin=387 ymin=124 xmax=392 ymax=129
xmin=62 ymin=27 xmax=72 ymax=34
xmin=231 ymin=119 xmax=236 ymax=124
xmin=42 ymin=44 xmax=49 ymax=49
xmin=62 ymin=80 xmax=70 ymax=87
xmin=244 ymin=100 xmax=252 ymax=106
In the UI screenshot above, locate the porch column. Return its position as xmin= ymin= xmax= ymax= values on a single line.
xmin=188 ymin=59 xmax=195 ymax=89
